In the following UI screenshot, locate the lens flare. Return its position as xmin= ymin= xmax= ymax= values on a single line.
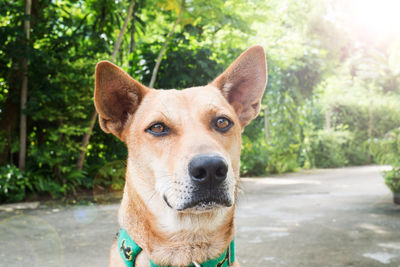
xmin=0 ymin=215 xmax=63 ymax=266
xmin=73 ymin=204 xmax=98 ymax=224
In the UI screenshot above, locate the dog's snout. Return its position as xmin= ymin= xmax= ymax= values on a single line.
xmin=188 ymin=154 xmax=228 ymax=186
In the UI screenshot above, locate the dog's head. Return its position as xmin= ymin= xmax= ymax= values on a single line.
xmin=94 ymin=46 xmax=267 ymax=214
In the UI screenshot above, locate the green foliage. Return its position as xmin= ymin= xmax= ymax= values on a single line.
xmin=240 ymin=116 xmax=269 ymax=176
xmin=0 ymin=164 xmax=32 ymax=202
xmin=383 ymin=168 xmax=400 ymax=193
xmin=0 ymin=0 xmax=256 ymax=202
xmin=93 ymin=160 xmax=126 ymax=192
xmin=1 ymin=0 xmax=400 ymax=202
xmin=0 ymin=0 xmax=127 ymax=201
xmin=369 ymin=128 xmax=400 ymax=193
xmin=307 ymin=129 xmax=352 ymax=168
xmin=327 ymin=92 xmax=400 ymax=143
xmin=136 ymin=41 xmax=223 ymax=89
xmin=370 ymin=127 xmax=400 ymax=167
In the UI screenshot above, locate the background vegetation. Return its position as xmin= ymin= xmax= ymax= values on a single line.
xmin=1 ymin=0 xmax=399 ymax=202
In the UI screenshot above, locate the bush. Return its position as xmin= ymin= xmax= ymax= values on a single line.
xmin=307 ymin=129 xmax=353 ymax=168
xmin=265 ymin=142 xmax=301 ymax=174
xmin=240 ymin=134 xmax=269 ymax=176
xmin=369 ymin=127 xmax=400 ymax=194
xmin=345 ymin=134 xmax=369 ymax=165
xmin=240 ymin=108 xmax=302 ymax=176
xmin=383 ymin=167 xmax=400 ymax=193
xmin=93 ymin=160 xmax=126 ymax=192
xmin=0 ymin=164 xmax=32 ymax=202
xmin=321 ymin=75 xmax=400 ymax=166
xmin=369 ymin=127 xmax=400 ymax=167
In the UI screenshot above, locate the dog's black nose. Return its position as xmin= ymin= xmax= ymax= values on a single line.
xmin=189 ymin=154 xmax=228 ymax=187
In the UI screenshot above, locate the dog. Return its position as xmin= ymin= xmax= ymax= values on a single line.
xmin=94 ymin=45 xmax=267 ymax=267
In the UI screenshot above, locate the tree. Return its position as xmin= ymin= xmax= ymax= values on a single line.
xmin=2 ymin=0 xmax=399 ymax=202
xmin=18 ymin=0 xmax=31 ymax=170
xmin=148 ymin=0 xmax=184 ymax=88
xmin=76 ymin=0 xmax=136 ymax=170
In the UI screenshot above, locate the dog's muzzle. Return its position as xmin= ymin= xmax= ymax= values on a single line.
xmin=182 ymin=154 xmax=232 ymax=211
xmin=162 ymin=154 xmax=233 ymax=212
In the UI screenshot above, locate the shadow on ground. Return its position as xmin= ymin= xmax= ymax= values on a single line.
xmin=1 ymin=166 xmax=399 ymax=267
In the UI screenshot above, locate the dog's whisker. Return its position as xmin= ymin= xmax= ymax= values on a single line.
xmin=146 ymin=191 xmax=158 ymax=205
xmin=159 ymin=101 xmax=174 ymax=120
xmin=159 ymin=110 xmax=169 ymax=121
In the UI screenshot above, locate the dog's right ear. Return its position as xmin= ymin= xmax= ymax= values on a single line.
xmin=210 ymin=46 xmax=267 ymax=128
xmin=94 ymin=61 xmax=149 ymax=140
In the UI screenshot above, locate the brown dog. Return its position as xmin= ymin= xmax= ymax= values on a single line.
xmin=94 ymin=46 xmax=267 ymax=267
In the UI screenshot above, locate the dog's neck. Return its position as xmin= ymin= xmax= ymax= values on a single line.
xmin=118 ymin=175 xmax=235 ymax=266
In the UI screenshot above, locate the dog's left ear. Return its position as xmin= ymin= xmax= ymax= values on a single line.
xmin=211 ymin=45 xmax=267 ymax=128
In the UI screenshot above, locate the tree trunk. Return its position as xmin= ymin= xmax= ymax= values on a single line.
xmin=111 ymin=0 xmax=135 ymax=62
xmin=76 ymin=0 xmax=136 ymax=170
xmin=18 ymin=0 xmax=32 ymax=171
xmin=148 ymin=0 xmax=184 ymax=88
xmin=368 ymin=93 xmax=374 ymax=163
xmin=129 ymin=5 xmax=137 ymax=73
xmin=76 ymin=110 xmax=98 ymax=170
xmin=264 ymin=107 xmax=270 ymax=143
xmin=325 ymin=109 xmax=331 ymax=130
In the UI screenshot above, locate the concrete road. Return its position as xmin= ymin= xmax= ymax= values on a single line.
xmin=0 ymin=166 xmax=399 ymax=267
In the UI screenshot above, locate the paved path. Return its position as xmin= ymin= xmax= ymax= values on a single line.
xmin=1 ymin=166 xmax=399 ymax=267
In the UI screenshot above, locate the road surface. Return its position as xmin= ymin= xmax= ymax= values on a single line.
xmin=1 ymin=166 xmax=399 ymax=266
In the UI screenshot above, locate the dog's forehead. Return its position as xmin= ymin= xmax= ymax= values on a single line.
xmin=143 ymin=85 xmax=229 ymax=112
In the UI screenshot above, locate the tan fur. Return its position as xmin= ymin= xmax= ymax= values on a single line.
xmin=94 ymin=46 xmax=267 ymax=267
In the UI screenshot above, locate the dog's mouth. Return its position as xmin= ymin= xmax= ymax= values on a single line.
xmin=179 ymin=196 xmax=232 ymax=211
xmin=163 ymin=193 xmax=232 ymax=212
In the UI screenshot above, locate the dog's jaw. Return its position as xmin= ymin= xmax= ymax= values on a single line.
xmin=158 ymin=202 xmax=233 ymax=233
xmin=118 ymin=162 xmax=236 ymax=266
xmin=161 ymin=177 xmax=236 ymax=213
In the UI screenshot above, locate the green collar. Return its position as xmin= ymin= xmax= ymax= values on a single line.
xmin=118 ymin=228 xmax=235 ymax=267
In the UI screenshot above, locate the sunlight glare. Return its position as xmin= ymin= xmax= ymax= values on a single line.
xmin=352 ymin=0 xmax=400 ymax=35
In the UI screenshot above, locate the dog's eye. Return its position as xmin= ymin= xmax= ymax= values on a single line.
xmin=146 ymin=123 xmax=169 ymax=136
xmin=213 ymin=117 xmax=233 ymax=132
